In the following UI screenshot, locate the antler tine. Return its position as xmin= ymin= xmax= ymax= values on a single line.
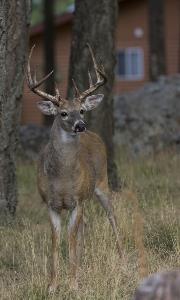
xmin=88 ymin=69 xmax=93 ymax=87
xmin=33 ymin=70 xmax=54 ymax=89
xmin=77 ymin=43 xmax=107 ymax=102
xmin=26 ymin=45 xmax=62 ymax=105
xmin=72 ymin=78 xmax=81 ymax=98
xmin=55 ymin=83 xmax=60 ymax=97
xmin=55 ymin=82 xmax=61 ymax=99
xmin=86 ymin=43 xmax=101 ymax=81
xmin=27 ymin=45 xmax=51 ymax=89
xmin=27 ymin=44 xmax=36 ymax=87
xmin=87 ymin=44 xmax=107 ymax=84
xmin=95 ymin=65 xmax=107 ymax=83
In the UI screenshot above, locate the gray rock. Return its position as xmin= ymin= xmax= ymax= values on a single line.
xmin=114 ymin=75 xmax=180 ymax=155
xmin=18 ymin=124 xmax=50 ymax=160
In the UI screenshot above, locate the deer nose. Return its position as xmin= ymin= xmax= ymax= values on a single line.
xmin=74 ymin=121 xmax=86 ymax=133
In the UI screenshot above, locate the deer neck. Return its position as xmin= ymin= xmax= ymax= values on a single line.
xmin=50 ymin=118 xmax=79 ymax=161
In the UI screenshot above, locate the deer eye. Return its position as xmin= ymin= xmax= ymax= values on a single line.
xmin=61 ymin=111 xmax=68 ymax=117
xmin=80 ymin=109 xmax=84 ymax=115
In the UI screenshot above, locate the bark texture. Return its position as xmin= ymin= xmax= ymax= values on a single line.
xmin=67 ymin=0 xmax=119 ymax=190
xmin=0 ymin=0 xmax=30 ymax=215
xmin=148 ymin=0 xmax=166 ymax=81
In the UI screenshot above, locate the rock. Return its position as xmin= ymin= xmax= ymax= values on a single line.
xmin=133 ymin=270 xmax=180 ymax=300
xmin=114 ymin=75 xmax=180 ymax=155
xmin=18 ymin=124 xmax=50 ymax=160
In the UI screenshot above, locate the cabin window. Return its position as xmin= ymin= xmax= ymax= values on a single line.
xmin=116 ymin=47 xmax=144 ymax=80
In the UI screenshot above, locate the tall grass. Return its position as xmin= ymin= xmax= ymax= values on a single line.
xmin=0 ymin=149 xmax=179 ymax=299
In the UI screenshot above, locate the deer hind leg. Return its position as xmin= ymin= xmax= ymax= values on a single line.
xmin=95 ymin=187 xmax=122 ymax=257
xmin=68 ymin=204 xmax=83 ymax=290
xmin=48 ymin=208 xmax=61 ymax=293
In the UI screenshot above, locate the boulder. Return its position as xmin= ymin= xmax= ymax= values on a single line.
xmin=18 ymin=124 xmax=50 ymax=160
xmin=114 ymin=75 xmax=180 ymax=155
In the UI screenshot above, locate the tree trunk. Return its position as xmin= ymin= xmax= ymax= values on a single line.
xmin=0 ymin=1 xmax=30 ymax=216
xmin=43 ymin=0 xmax=55 ymax=126
xmin=67 ymin=0 xmax=119 ymax=190
xmin=148 ymin=0 xmax=166 ymax=81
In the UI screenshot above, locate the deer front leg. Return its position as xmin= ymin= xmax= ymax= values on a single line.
xmin=68 ymin=204 xmax=83 ymax=290
xmin=95 ymin=188 xmax=122 ymax=257
xmin=77 ymin=216 xmax=84 ymax=266
xmin=48 ymin=208 xmax=61 ymax=293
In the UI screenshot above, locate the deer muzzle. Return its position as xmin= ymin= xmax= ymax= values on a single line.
xmin=74 ymin=121 xmax=86 ymax=133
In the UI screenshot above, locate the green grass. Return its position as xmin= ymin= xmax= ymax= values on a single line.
xmin=0 ymin=149 xmax=179 ymax=299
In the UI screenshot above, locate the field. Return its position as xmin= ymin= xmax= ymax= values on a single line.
xmin=0 ymin=149 xmax=179 ymax=299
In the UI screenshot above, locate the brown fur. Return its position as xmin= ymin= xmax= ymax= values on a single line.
xmin=37 ymin=124 xmax=107 ymax=211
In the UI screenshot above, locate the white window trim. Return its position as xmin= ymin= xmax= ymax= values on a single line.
xmin=116 ymin=47 xmax=144 ymax=81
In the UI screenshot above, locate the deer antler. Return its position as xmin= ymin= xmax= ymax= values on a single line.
xmin=72 ymin=78 xmax=81 ymax=98
xmin=72 ymin=43 xmax=107 ymax=102
xmin=26 ymin=45 xmax=63 ymax=105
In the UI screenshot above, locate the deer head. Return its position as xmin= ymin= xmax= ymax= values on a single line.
xmin=26 ymin=44 xmax=107 ymax=134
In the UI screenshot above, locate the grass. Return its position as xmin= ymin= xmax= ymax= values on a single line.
xmin=0 ymin=148 xmax=179 ymax=299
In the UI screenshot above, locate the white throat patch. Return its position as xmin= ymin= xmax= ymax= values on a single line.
xmin=60 ymin=128 xmax=75 ymax=143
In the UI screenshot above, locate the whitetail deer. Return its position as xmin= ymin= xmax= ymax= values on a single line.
xmin=26 ymin=44 xmax=121 ymax=292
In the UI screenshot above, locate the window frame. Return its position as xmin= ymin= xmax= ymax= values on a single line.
xmin=116 ymin=47 xmax=144 ymax=81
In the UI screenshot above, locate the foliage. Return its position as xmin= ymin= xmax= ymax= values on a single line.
xmin=31 ymin=0 xmax=74 ymax=26
xmin=0 ymin=150 xmax=179 ymax=299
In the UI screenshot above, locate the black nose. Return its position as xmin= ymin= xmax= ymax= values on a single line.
xmin=74 ymin=121 xmax=86 ymax=133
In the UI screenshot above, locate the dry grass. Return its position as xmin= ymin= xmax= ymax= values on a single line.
xmin=0 ymin=149 xmax=179 ymax=299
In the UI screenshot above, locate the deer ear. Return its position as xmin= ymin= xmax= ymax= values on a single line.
xmin=82 ymin=94 xmax=104 ymax=111
xmin=37 ymin=101 xmax=58 ymax=115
